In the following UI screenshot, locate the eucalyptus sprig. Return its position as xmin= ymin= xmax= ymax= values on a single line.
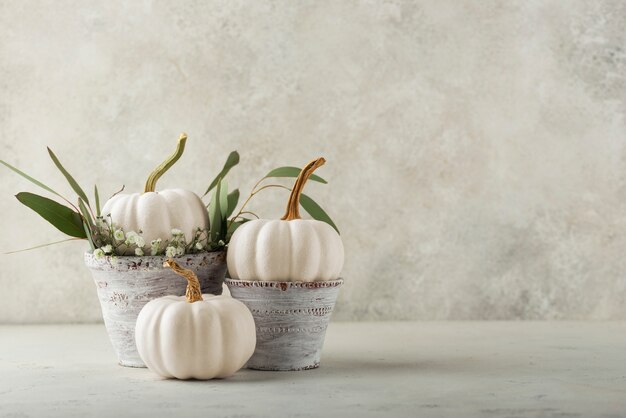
xmin=90 ymin=222 xmax=208 ymax=257
xmin=202 ymin=154 xmax=339 ymax=249
xmin=1 ymin=152 xmax=102 ymax=251
xmin=2 ymin=144 xmax=339 ymax=254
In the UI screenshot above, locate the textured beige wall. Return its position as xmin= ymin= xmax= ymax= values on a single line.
xmin=1 ymin=1 xmax=625 ymax=323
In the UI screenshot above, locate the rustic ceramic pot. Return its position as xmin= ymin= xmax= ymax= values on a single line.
xmin=225 ymin=279 xmax=343 ymax=371
xmin=84 ymin=251 xmax=226 ymax=368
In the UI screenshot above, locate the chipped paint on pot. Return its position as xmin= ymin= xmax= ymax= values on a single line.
xmin=85 ymin=251 xmax=226 ymax=368
xmin=225 ymin=279 xmax=343 ymax=371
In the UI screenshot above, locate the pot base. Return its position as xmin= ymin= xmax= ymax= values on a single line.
xmin=118 ymin=360 xmax=146 ymax=368
xmin=225 ymin=279 xmax=343 ymax=371
xmin=248 ymin=362 xmax=320 ymax=372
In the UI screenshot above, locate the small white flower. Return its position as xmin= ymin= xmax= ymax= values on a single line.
xmin=195 ymin=242 xmax=203 ymax=250
xmin=218 ymin=240 xmax=225 ymax=246
xmin=113 ymin=229 xmax=124 ymax=241
xmin=93 ymin=248 xmax=105 ymax=258
xmin=96 ymin=218 xmax=106 ymax=228
xmin=171 ymin=228 xmax=183 ymax=237
xmin=102 ymin=244 xmax=113 ymax=254
xmin=135 ymin=236 xmax=145 ymax=248
xmin=135 ymin=247 xmax=144 ymax=256
xmin=125 ymin=231 xmax=138 ymax=245
xmin=176 ymin=246 xmax=185 ymax=256
xmin=165 ymin=246 xmax=176 ymax=258
xmin=150 ymin=238 xmax=162 ymax=256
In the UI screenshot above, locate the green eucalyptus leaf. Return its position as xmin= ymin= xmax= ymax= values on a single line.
xmin=226 ymin=189 xmax=239 ymax=218
xmin=226 ymin=218 xmax=252 ymax=239
xmin=15 ymin=192 xmax=87 ymax=238
xmin=219 ymin=180 xmax=228 ymax=220
xmin=0 ymin=160 xmax=65 ymax=199
xmin=264 ymin=166 xmax=327 ymax=184
xmin=94 ymin=185 xmax=101 ymax=217
xmin=47 ymin=147 xmax=90 ymax=205
xmin=78 ymin=198 xmax=95 ymax=250
xmin=209 ymin=181 xmax=222 ymax=242
xmin=299 ymin=193 xmax=340 ymax=234
xmin=203 ymin=151 xmax=239 ymax=196
xmin=77 ymin=198 xmax=94 ymax=227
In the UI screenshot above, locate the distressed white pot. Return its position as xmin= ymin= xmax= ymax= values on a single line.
xmin=225 ymin=279 xmax=343 ymax=371
xmin=85 ymin=251 xmax=226 ymax=368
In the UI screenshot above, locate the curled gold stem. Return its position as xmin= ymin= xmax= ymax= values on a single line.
xmin=163 ymin=259 xmax=203 ymax=303
xmin=281 ymin=157 xmax=326 ymax=221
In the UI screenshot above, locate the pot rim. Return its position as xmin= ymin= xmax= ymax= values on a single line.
xmin=84 ymin=250 xmax=226 ymax=270
xmin=84 ymin=249 xmax=225 ymax=260
xmin=224 ymin=278 xmax=343 ymax=289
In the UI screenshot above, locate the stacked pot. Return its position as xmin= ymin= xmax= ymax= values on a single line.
xmin=226 ymin=157 xmax=344 ymax=370
xmin=225 ymin=159 xmax=344 ymax=370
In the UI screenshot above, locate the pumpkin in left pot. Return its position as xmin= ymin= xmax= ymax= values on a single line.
xmin=101 ymin=134 xmax=208 ymax=253
xmin=135 ymin=259 xmax=256 ymax=379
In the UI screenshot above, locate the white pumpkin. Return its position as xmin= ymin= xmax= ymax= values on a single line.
xmin=135 ymin=260 xmax=256 ymax=380
xmin=102 ymin=188 xmax=208 ymax=251
xmin=227 ymin=157 xmax=344 ymax=282
xmin=100 ymin=134 xmax=208 ymax=253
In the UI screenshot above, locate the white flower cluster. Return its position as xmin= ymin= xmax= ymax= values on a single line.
xmin=92 ymin=220 xmax=209 ymax=259
xmin=164 ymin=228 xmax=186 ymax=258
xmin=93 ymin=243 xmax=114 ymax=258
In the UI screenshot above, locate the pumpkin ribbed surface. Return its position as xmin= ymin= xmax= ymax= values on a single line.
xmin=101 ymin=188 xmax=208 ymax=253
xmin=227 ymin=219 xmax=344 ymax=282
xmin=135 ymin=294 xmax=255 ymax=379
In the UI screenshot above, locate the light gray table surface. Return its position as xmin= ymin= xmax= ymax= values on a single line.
xmin=1 ymin=322 xmax=625 ymax=418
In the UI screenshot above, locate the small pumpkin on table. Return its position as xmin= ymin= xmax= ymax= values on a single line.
xmin=136 ymin=259 xmax=256 ymax=380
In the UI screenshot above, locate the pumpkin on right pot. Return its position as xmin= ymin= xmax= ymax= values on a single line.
xmin=227 ymin=157 xmax=344 ymax=282
xmin=225 ymin=157 xmax=344 ymax=371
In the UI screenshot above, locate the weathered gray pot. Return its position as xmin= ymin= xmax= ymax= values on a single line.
xmin=225 ymin=279 xmax=343 ymax=371
xmin=85 ymin=251 xmax=226 ymax=368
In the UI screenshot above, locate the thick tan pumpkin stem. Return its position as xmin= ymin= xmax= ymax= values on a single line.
xmin=281 ymin=157 xmax=326 ymax=221
xmin=163 ymin=259 xmax=203 ymax=303
xmin=144 ymin=133 xmax=188 ymax=193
